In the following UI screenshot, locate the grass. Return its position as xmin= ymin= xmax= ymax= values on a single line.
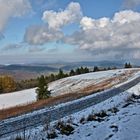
xmin=0 ymin=87 xmax=104 ymax=120
xmin=0 ymin=71 xmax=134 ymax=120
xmin=55 ymin=120 xmax=75 ymax=136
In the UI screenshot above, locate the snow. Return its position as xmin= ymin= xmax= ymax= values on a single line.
xmin=1 ymin=73 xmax=140 ymax=140
xmin=52 ymin=82 xmax=140 ymax=140
xmin=29 ymin=83 xmax=140 ymax=139
xmin=48 ymin=69 xmax=137 ymax=96
xmin=2 ymin=81 xmax=140 ymax=140
xmin=0 ymin=88 xmax=36 ymax=110
xmin=128 ymin=83 xmax=140 ymax=96
xmin=0 ymin=68 xmax=139 ymax=109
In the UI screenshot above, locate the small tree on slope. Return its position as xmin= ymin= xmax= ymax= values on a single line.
xmin=36 ymin=75 xmax=51 ymax=100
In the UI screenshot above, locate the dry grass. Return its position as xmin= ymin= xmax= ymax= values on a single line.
xmin=0 ymin=86 xmax=104 ymax=120
xmin=0 ymin=70 xmax=137 ymax=120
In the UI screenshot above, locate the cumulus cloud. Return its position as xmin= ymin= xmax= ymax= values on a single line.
xmin=24 ymin=2 xmax=140 ymax=60
xmin=24 ymin=2 xmax=81 ymax=46
xmin=122 ymin=0 xmax=140 ymax=9
xmin=64 ymin=10 xmax=140 ymax=60
xmin=112 ymin=10 xmax=140 ymax=24
xmin=42 ymin=2 xmax=82 ymax=30
xmin=0 ymin=0 xmax=32 ymax=33
xmin=80 ymin=16 xmax=109 ymax=30
xmin=24 ymin=25 xmax=63 ymax=45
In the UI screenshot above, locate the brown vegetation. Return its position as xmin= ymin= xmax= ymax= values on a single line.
xmin=0 ymin=69 xmax=137 ymax=120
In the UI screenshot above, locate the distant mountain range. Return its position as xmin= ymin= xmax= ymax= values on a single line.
xmin=0 ymin=61 xmax=134 ymax=81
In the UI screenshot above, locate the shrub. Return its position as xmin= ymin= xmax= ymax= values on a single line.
xmin=109 ymin=107 xmax=119 ymax=114
xmin=15 ymin=136 xmax=23 ymax=140
xmin=55 ymin=121 xmax=74 ymax=136
xmin=95 ymin=110 xmax=108 ymax=118
xmin=60 ymin=124 xmax=74 ymax=135
xmin=47 ymin=129 xmax=58 ymax=139
xmin=80 ymin=117 xmax=86 ymax=124
xmin=87 ymin=114 xmax=97 ymax=121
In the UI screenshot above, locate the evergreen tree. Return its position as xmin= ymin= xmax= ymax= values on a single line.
xmin=69 ymin=69 xmax=75 ymax=76
xmin=80 ymin=67 xmax=84 ymax=74
xmin=75 ymin=68 xmax=81 ymax=75
xmin=128 ymin=62 xmax=132 ymax=68
xmin=84 ymin=67 xmax=89 ymax=73
xmin=49 ymin=73 xmax=55 ymax=82
xmin=124 ymin=62 xmax=132 ymax=68
xmin=107 ymin=67 xmax=111 ymax=70
xmin=93 ymin=66 xmax=99 ymax=72
xmin=36 ymin=75 xmax=50 ymax=100
xmin=124 ymin=63 xmax=128 ymax=68
xmin=57 ymin=69 xmax=65 ymax=79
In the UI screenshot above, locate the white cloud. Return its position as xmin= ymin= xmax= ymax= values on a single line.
xmin=24 ymin=25 xmax=63 ymax=45
xmin=80 ymin=17 xmax=109 ymax=30
xmin=24 ymin=2 xmax=140 ymax=60
xmin=80 ymin=17 xmax=95 ymax=30
xmin=24 ymin=2 xmax=82 ymax=46
xmin=64 ymin=10 xmax=140 ymax=60
xmin=112 ymin=10 xmax=140 ymax=24
xmin=42 ymin=2 xmax=82 ymax=30
xmin=0 ymin=0 xmax=32 ymax=32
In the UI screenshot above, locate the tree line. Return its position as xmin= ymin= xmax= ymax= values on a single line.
xmin=36 ymin=62 xmax=133 ymax=100
xmin=0 ymin=62 xmax=133 ymax=95
xmin=0 ymin=76 xmax=38 ymax=94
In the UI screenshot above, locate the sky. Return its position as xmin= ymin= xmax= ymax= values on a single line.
xmin=0 ymin=0 xmax=140 ymax=64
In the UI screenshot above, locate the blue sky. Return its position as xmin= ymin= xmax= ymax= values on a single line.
xmin=0 ymin=0 xmax=140 ymax=64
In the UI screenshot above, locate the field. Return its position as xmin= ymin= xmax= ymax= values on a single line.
xmin=1 ymin=72 xmax=140 ymax=140
xmin=0 ymin=68 xmax=140 ymax=120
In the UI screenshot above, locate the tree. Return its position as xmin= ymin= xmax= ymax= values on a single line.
xmin=128 ymin=62 xmax=132 ymax=68
xmin=124 ymin=62 xmax=132 ymax=68
xmin=0 ymin=75 xmax=16 ymax=93
xmin=80 ymin=67 xmax=84 ymax=74
xmin=49 ymin=73 xmax=56 ymax=82
xmin=75 ymin=68 xmax=81 ymax=75
xmin=93 ymin=66 xmax=99 ymax=72
xmin=36 ymin=75 xmax=51 ymax=100
xmin=84 ymin=67 xmax=89 ymax=73
xmin=69 ymin=69 xmax=75 ymax=76
xmin=57 ymin=69 xmax=65 ymax=79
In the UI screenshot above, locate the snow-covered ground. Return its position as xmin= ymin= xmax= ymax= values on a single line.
xmin=50 ymin=83 xmax=140 ymax=140
xmin=0 ymin=88 xmax=36 ymax=110
xmin=0 ymin=68 xmax=139 ymax=109
xmin=5 ymin=81 xmax=140 ymax=140
xmin=48 ymin=69 xmax=139 ymax=96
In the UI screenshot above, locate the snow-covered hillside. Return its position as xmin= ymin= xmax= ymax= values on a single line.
xmin=0 ymin=68 xmax=139 ymax=109
xmin=48 ymin=69 xmax=139 ymax=95
xmin=2 ymin=76 xmax=140 ymax=140
xmin=50 ymin=83 xmax=140 ymax=140
xmin=0 ymin=88 xmax=36 ymax=110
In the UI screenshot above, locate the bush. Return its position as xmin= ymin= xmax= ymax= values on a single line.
xmin=15 ymin=136 xmax=23 ymax=140
xmin=80 ymin=117 xmax=86 ymax=124
xmin=87 ymin=114 xmax=97 ymax=122
xmin=95 ymin=110 xmax=108 ymax=118
xmin=108 ymin=107 xmax=119 ymax=114
xmin=86 ymin=111 xmax=108 ymax=122
xmin=47 ymin=129 xmax=58 ymax=139
xmin=55 ymin=121 xmax=74 ymax=136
